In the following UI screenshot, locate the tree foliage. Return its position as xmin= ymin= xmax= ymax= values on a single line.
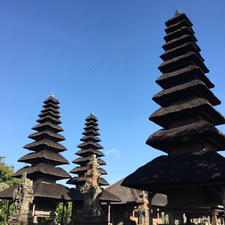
xmin=0 ymin=156 xmax=20 ymax=225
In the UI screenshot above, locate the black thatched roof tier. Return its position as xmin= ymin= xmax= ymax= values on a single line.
xmin=70 ymin=166 xmax=107 ymax=175
xmin=150 ymin=98 xmax=225 ymax=128
xmin=85 ymin=120 xmax=98 ymax=126
xmin=165 ymin=19 xmax=192 ymax=34
xmin=44 ymin=96 xmax=59 ymax=104
xmin=41 ymin=107 xmax=59 ymax=114
xmin=99 ymin=190 xmax=121 ymax=202
xmin=24 ymin=139 xmax=67 ymax=152
xmin=158 ymin=52 xmax=209 ymax=74
xmin=165 ymin=12 xmax=192 ymax=27
xmin=122 ymin=152 xmax=225 ymax=191
xmin=33 ymin=182 xmax=74 ymax=200
xmin=147 ymin=120 xmax=225 ymax=152
xmin=29 ymin=130 xmax=65 ymax=142
xmin=39 ymin=111 xmax=60 ymax=118
xmin=72 ymin=156 xmax=106 ymax=165
xmin=83 ymin=125 xmax=99 ymax=131
xmin=98 ymin=177 xmax=110 ymax=186
xmin=32 ymin=122 xmax=63 ymax=132
xmin=13 ymin=95 xmax=70 ymax=190
xmin=0 ymin=182 xmax=83 ymax=201
xmin=70 ymin=166 xmax=89 ymax=174
xmin=82 ymin=129 xmax=100 ymax=136
xmin=160 ymin=42 xmax=203 ymax=61
xmin=67 ymin=177 xmax=109 ymax=186
xmin=68 ymin=113 xmax=108 ymax=188
xmin=13 ymin=163 xmax=70 ymax=180
xmin=156 ymin=65 xmax=214 ymax=89
xmin=164 ymin=26 xmax=194 ymax=42
xmin=86 ymin=113 xmax=98 ymax=121
xmin=162 ymin=34 xmax=199 ymax=51
xmin=106 ymin=179 xmax=167 ymax=206
xmin=18 ymin=150 xmax=69 ymax=165
xmin=43 ymin=102 xmax=59 ymax=109
xmin=98 ymin=167 xmax=107 ymax=175
xmin=80 ymin=136 xmax=101 ymax=142
xmin=0 ymin=185 xmax=16 ymax=200
xmin=153 ymin=79 xmax=220 ymax=107
xmin=77 ymin=142 xmax=103 ymax=150
xmin=37 ymin=115 xmax=61 ymax=124
xmin=75 ymin=149 xmax=104 ymax=157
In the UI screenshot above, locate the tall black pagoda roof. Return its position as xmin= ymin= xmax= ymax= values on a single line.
xmin=67 ymin=113 xmax=109 ymax=187
xmin=146 ymin=11 xmax=225 ymax=155
xmin=122 ymin=11 xmax=225 ymax=192
xmin=13 ymin=94 xmax=70 ymax=181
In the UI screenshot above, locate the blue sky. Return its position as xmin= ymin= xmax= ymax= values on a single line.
xmin=0 ymin=0 xmax=224 ymax=186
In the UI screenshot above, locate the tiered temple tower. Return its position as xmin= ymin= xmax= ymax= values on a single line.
xmin=14 ymin=94 xmax=70 ymax=182
xmin=122 ymin=11 xmax=225 ymax=224
xmin=146 ymin=10 xmax=225 ymax=155
xmin=67 ymin=113 xmax=109 ymax=188
xmin=13 ymin=94 xmax=71 ymax=223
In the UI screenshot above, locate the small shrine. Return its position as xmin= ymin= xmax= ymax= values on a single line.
xmin=122 ymin=11 xmax=225 ymax=224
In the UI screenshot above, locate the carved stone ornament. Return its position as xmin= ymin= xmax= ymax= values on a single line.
xmin=9 ymin=172 xmax=34 ymax=225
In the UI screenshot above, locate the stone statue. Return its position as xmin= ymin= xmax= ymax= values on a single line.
xmin=75 ymin=154 xmax=106 ymax=224
xmin=9 ymin=172 xmax=34 ymax=225
xmin=135 ymin=191 xmax=149 ymax=225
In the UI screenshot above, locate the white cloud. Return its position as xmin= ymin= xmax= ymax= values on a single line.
xmin=106 ymin=149 xmax=120 ymax=158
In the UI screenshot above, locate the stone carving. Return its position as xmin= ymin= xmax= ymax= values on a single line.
xmin=9 ymin=172 xmax=34 ymax=225
xmin=75 ymin=154 xmax=106 ymax=223
xmin=135 ymin=191 xmax=149 ymax=225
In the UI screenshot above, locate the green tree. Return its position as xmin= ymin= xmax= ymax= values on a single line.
xmin=0 ymin=156 xmax=20 ymax=225
xmin=56 ymin=202 xmax=73 ymax=224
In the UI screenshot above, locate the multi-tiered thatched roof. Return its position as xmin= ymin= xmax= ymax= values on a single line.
xmin=67 ymin=113 xmax=109 ymax=188
xmin=122 ymin=11 xmax=225 ymax=195
xmin=0 ymin=95 xmax=72 ymax=201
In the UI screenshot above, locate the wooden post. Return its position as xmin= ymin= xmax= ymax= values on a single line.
xmin=222 ymin=188 xmax=225 ymax=223
xmin=32 ymin=203 xmax=37 ymax=223
xmin=61 ymin=201 xmax=65 ymax=225
xmin=168 ymin=209 xmax=174 ymax=225
xmin=148 ymin=191 xmax=154 ymax=225
xmin=107 ymin=203 xmax=111 ymax=225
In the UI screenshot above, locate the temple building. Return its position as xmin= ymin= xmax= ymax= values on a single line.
xmin=122 ymin=11 xmax=225 ymax=224
xmin=104 ymin=179 xmax=167 ymax=225
xmin=0 ymin=94 xmax=74 ymax=224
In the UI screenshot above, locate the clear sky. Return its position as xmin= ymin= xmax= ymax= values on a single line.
xmin=0 ymin=0 xmax=224 ymax=186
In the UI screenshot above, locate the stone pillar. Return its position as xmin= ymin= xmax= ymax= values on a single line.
xmin=9 ymin=172 xmax=34 ymax=225
xmin=73 ymin=154 xmax=107 ymax=225
xmin=135 ymin=191 xmax=149 ymax=225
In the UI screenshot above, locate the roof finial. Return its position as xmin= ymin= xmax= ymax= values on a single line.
xmin=90 ymin=112 xmax=94 ymax=116
xmin=175 ymin=10 xmax=180 ymax=16
xmin=50 ymin=93 xmax=54 ymax=98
